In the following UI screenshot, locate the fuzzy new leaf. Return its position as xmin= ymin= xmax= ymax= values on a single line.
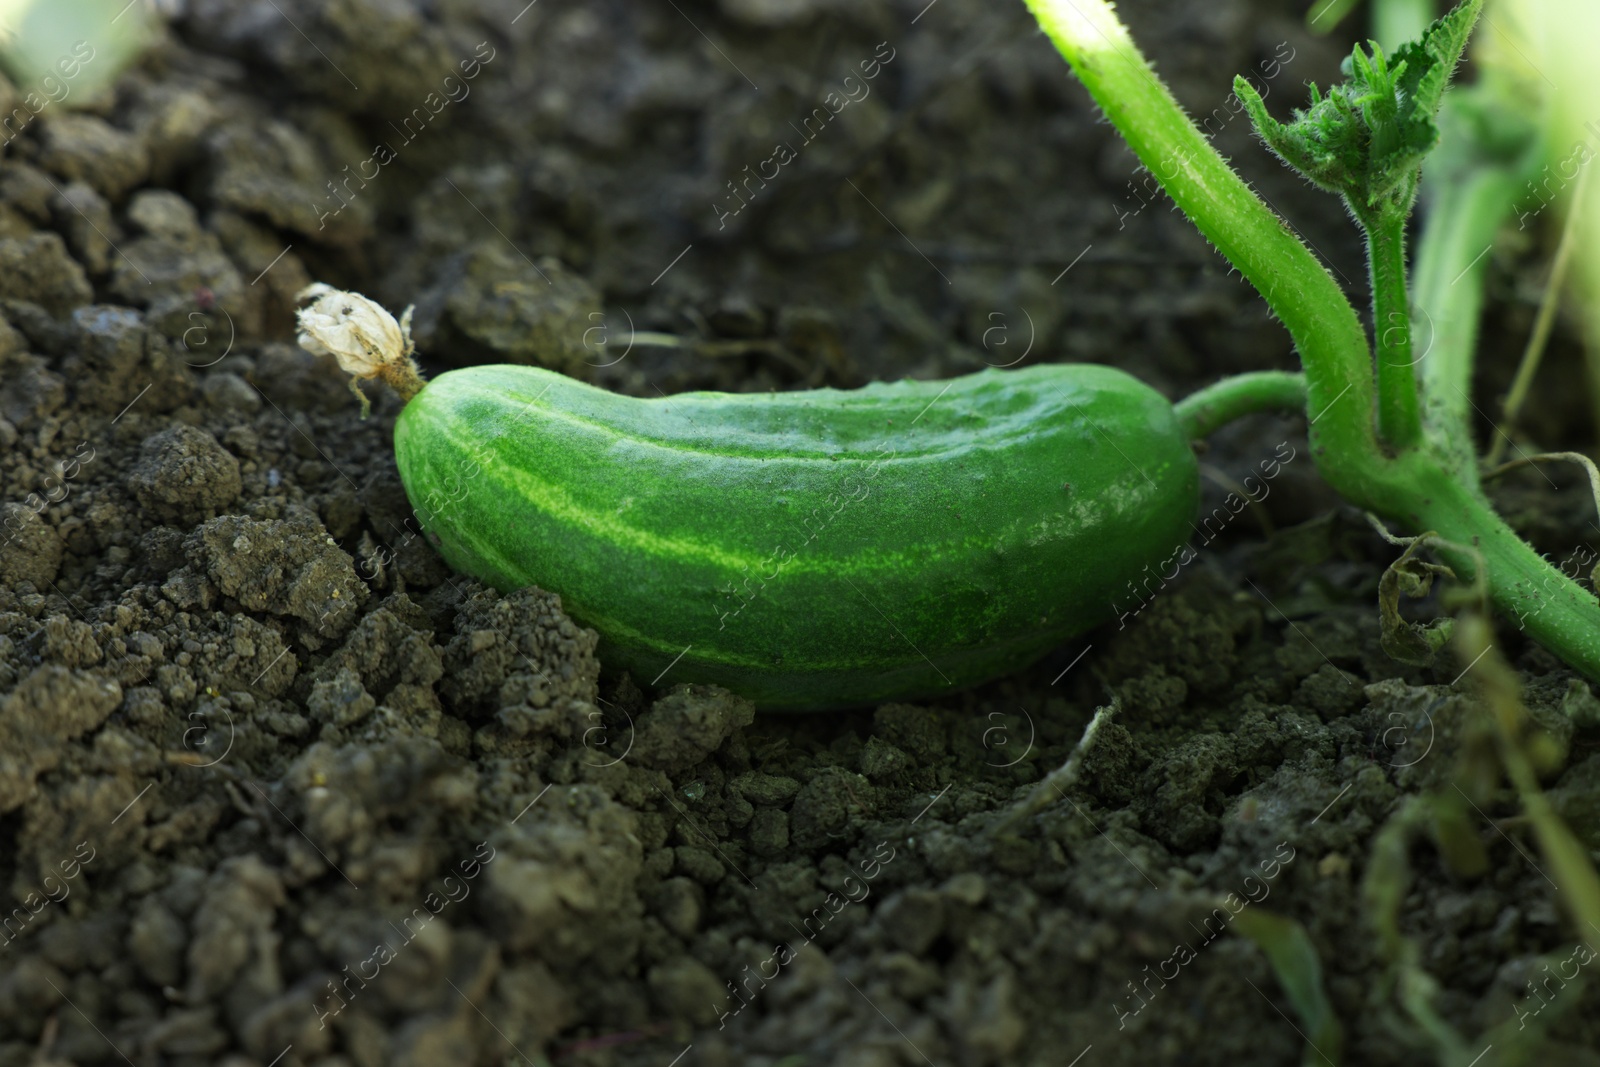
xmin=1235 ymin=0 xmax=1483 ymax=223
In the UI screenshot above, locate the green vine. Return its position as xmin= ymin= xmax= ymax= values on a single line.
xmin=1173 ymin=371 xmax=1306 ymax=441
xmin=1023 ymin=0 xmax=1600 ymax=684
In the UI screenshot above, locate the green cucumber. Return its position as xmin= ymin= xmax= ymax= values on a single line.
xmin=393 ymin=363 xmax=1198 ymax=710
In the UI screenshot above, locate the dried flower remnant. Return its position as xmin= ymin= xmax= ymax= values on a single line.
xmin=295 ymin=283 xmax=426 ymax=417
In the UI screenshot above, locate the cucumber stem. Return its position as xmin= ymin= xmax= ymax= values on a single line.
xmin=380 ymin=359 xmax=427 ymax=403
xmin=1024 ymin=0 xmax=1600 ymax=687
xmin=1174 ymin=371 xmax=1307 ymax=440
xmin=1402 ymin=461 xmax=1600 ymax=679
xmin=1020 ymin=0 xmax=1385 ymax=503
xmin=1369 ymin=211 xmax=1424 ymax=451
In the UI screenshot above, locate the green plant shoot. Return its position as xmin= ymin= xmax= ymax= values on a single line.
xmin=1022 ymin=0 xmax=1600 ymax=686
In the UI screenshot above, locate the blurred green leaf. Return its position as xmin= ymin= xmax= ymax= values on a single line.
xmin=1307 ymin=0 xmax=1363 ymax=35
xmin=0 ymin=0 xmax=156 ymax=102
xmin=1232 ymin=907 xmax=1345 ymax=1067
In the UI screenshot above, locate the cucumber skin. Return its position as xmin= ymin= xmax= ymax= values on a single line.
xmin=394 ymin=363 xmax=1198 ymax=711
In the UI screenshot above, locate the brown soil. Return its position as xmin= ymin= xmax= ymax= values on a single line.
xmin=1 ymin=1 xmax=1597 ymax=1066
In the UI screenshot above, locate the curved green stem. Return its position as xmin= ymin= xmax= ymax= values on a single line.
xmin=1021 ymin=0 xmax=1385 ymax=501
xmin=1025 ymin=0 xmax=1600 ymax=687
xmin=1175 ymin=371 xmax=1307 ymax=440
xmin=1401 ymin=459 xmax=1600 ymax=680
xmin=1369 ymin=212 xmax=1424 ymax=450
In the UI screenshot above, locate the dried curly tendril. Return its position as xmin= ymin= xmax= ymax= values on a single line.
xmin=294 ymin=283 xmax=426 ymax=418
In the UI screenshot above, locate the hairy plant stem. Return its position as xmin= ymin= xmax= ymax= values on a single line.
xmin=1025 ymin=0 xmax=1600 ymax=683
xmin=1174 ymin=371 xmax=1306 ymax=440
xmin=1398 ymin=460 xmax=1600 ymax=679
xmin=1368 ymin=211 xmax=1424 ymax=450
xmin=1019 ymin=0 xmax=1383 ymax=500
xmin=1400 ymin=109 xmax=1600 ymax=675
